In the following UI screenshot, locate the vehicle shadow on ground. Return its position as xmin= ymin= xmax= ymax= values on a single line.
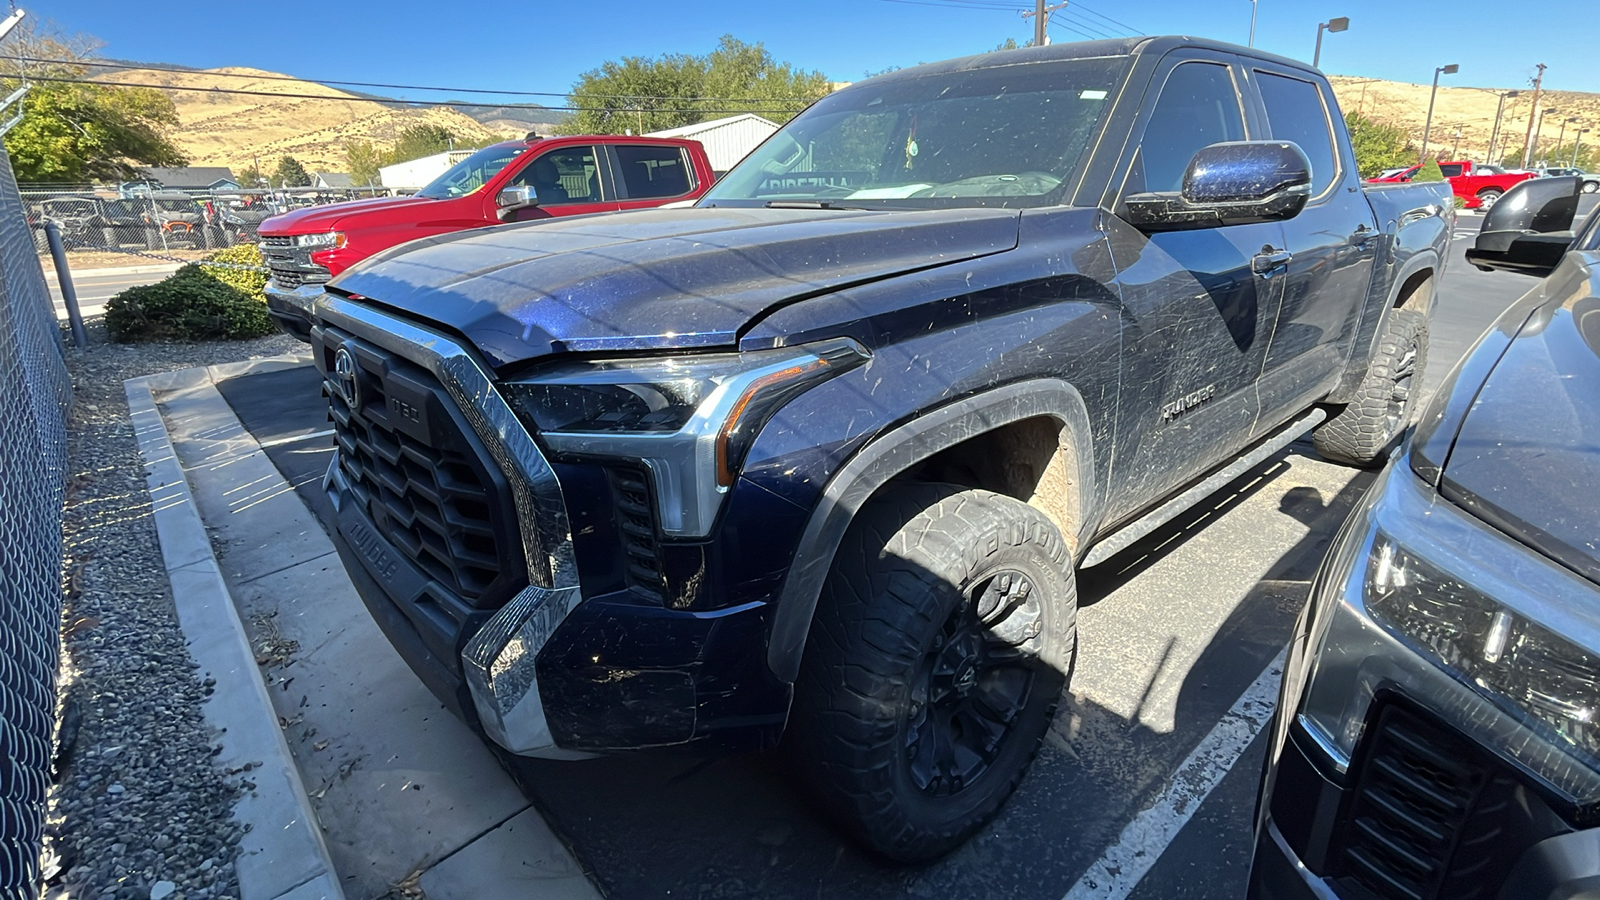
xmin=508 ymin=448 xmax=1378 ymax=900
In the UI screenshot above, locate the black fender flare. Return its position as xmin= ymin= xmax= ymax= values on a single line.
xmin=765 ymin=378 xmax=1097 ymax=683
xmin=1330 ymin=249 xmax=1440 ymax=403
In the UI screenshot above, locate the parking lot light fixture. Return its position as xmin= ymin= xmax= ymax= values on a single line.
xmin=1419 ymin=64 xmax=1459 ymax=164
xmin=1313 ymin=17 xmax=1349 ymax=69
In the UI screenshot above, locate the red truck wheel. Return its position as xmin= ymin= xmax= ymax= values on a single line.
xmin=1476 ymin=188 xmax=1503 ymax=210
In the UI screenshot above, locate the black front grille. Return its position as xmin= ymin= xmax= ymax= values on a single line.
xmin=259 ymin=234 xmax=293 ymax=248
xmin=269 ymin=264 xmax=307 ymax=289
xmin=323 ymin=336 xmax=525 ymax=609
xmin=607 ymin=467 xmax=664 ymax=600
xmin=260 ymin=238 xmax=329 ymax=289
xmin=1333 ymin=704 xmax=1510 ymax=900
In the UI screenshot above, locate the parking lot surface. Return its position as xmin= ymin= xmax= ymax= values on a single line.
xmin=200 ymin=211 xmax=1529 ymax=899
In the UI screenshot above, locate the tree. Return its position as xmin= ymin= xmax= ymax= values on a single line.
xmin=274 ymin=156 xmax=311 ymax=187
xmin=383 ymin=123 xmax=455 ymax=165
xmin=0 ymin=27 xmax=186 ymax=183
xmin=1414 ymin=158 xmax=1446 ymax=182
xmin=236 ymin=163 xmax=265 ymax=188
xmin=346 ymin=140 xmax=382 ymax=186
xmin=1345 ymin=111 xmax=1414 ymax=178
xmin=562 ymin=36 xmax=831 ymax=136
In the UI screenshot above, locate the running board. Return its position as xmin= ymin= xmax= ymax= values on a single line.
xmin=1080 ymin=408 xmax=1329 ymax=568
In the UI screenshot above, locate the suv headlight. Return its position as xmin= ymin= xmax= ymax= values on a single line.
xmin=1294 ymin=459 xmax=1600 ymax=817
xmin=296 ymin=231 xmax=346 ymax=249
xmin=503 ymin=338 xmax=868 ymax=537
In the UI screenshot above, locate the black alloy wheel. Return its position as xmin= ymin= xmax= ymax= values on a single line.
xmin=906 ymin=570 xmax=1040 ymax=796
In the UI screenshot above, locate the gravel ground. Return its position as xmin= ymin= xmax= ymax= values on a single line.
xmin=45 ymin=319 xmax=301 ymax=900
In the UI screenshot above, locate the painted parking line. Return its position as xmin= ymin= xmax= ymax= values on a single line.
xmin=1061 ymin=648 xmax=1286 ymax=900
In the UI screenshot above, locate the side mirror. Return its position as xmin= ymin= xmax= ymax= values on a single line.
xmin=495 ymin=185 xmax=538 ymax=221
xmin=1465 ymin=175 xmax=1584 ymax=278
xmin=1124 ymin=141 xmax=1312 ymax=232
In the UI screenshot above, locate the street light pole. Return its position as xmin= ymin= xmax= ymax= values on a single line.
xmin=1249 ymin=0 xmax=1257 ymax=47
xmin=1312 ymin=16 xmax=1349 ymax=69
xmin=1487 ymin=90 xmax=1518 ymax=163
xmin=1574 ymin=130 xmax=1589 ymax=167
xmin=1557 ymin=117 xmax=1574 ymax=158
xmin=1532 ymin=107 xmax=1557 ymax=164
xmin=1450 ymin=124 xmax=1464 ymax=159
xmin=1419 ymin=64 xmax=1459 ymax=165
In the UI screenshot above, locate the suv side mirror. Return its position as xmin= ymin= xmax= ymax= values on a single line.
xmin=1124 ymin=141 xmax=1312 ymax=232
xmin=495 ymin=185 xmax=538 ymax=221
xmin=1465 ymin=175 xmax=1585 ymax=278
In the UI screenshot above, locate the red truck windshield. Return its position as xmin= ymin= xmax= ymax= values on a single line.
xmin=416 ymin=144 xmax=528 ymax=200
xmin=704 ymin=55 xmax=1129 ymax=209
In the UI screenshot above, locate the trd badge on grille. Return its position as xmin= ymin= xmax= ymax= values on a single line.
xmin=333 ymin=346 xmax=363 ymax=413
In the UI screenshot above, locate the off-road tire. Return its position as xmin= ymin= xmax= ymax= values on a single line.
xmin=142 ymin=227 xmax=160 ymax=251
xmin=788 ymin=483 xmax=1076 ymax=862
xmin=1313 ymin=308 xmax=1428 ymax=467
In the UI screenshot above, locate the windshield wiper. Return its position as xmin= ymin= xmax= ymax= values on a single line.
xmin=764 ymin=200 xmax=867 ymax=211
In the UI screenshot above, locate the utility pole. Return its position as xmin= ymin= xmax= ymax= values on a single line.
xmin=1522 ymin=63 xmax=1547 ymax=168
xmin=1021 ymin=0 xmax=1070 ymax=46
xmin=1249 ymin=0 xmax=1258 ymax=47
xmin=1487 ymin=90 xmax=1518 ymax=163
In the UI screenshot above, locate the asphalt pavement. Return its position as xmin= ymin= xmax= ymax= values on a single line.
xmin=208 ymin=210 xmax=1535 ymax=900
xmin=45 ymin=263 xmax=180 ymax=319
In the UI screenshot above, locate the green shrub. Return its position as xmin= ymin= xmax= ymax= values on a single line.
xmin=105 ymin=244 xmax=274 ymax=342
xmin=1414 ymin=159 xmax=1446 ymax=182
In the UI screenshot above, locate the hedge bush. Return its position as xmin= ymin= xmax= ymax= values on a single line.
xmin=105 ymin=244 xmax=275 ymax=342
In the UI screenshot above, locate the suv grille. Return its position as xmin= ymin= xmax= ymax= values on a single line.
xmin=1333 ymin=704 xmax=1512 ymax=900
xmin=607 ymin=467 xmax=664 ymax=600
xmin=260 ymin=237 xmax=330 ymax=289
xmin=324 ymin=337 xmax=524 ymax=608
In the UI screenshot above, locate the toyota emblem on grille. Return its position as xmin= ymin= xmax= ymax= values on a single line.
xmin=333 ymin=347 xmax=362 ymax=412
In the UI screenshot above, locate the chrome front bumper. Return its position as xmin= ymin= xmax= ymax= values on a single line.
xmin=312 ymin=293 xmax=589 ymax=759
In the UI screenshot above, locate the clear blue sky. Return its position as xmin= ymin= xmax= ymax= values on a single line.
xmin=29 ymin=0 xmax=1596 ymax=103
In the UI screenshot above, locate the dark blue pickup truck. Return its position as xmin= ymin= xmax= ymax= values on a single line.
xmin=304 ymin=36 xmax=1453 ymax=860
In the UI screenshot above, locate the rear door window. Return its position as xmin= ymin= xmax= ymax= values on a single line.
xmin=1129 ymin=62 xmax=1247 ymax=194
xmin=1255 ymin=72 xmax=1340 ymax=196
xmin=614 ymin=145 xmax=694 ymax=199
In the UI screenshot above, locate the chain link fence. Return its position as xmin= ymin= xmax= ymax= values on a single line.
xmin=18 ymin=186 xmax=388 ymax=270
xmin=0 ymin=148 xmax=73 ymax=897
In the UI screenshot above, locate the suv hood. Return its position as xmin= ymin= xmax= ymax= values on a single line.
xmin=329 ymin=206 xmax=1022 ymax=367
xmin=1432 ymin=261 xmax=1600 ymax=584
xmin=261 ymin=195 xmax=436 ymax=235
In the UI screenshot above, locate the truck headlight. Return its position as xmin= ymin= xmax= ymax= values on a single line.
xmin=503 ymin=338 xmax=868 ymax=537
xmin=1294 ymin=460 xmax=1600 ymax=816
xmin=296 ymin=231 xmax=346 ymax=249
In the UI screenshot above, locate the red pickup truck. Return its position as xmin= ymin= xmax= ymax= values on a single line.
xmin=261 ymin=134 xmax=715 ymax=339
xmin=1364 ymin=159 xmax=1534 ymax=210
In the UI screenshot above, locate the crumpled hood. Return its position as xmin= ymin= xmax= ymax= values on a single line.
xmin=329 ymin=206 xmax=1021 ymax=367
xmin=1437 ymin=268 xmax=1600 ymax=584
xmin=261 ymin=195 xmax=436 ymax=235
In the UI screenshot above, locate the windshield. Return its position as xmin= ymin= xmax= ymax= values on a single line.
xmin=416 ymin=144 xmax=527 ymax=199
xmin=45 ymin=200 xmax=97 ymax=215
xmin=703 ymin=56 xmax=1127 ymax=210
xmin=156 ymin=199 xmax=197 ymax=212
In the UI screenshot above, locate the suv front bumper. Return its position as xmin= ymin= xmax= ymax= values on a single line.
xmin=312 ymin=295 xmax=789 ymax=757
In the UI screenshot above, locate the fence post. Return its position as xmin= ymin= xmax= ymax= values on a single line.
xmin=43 ymin=222 xmax=86 ymax=349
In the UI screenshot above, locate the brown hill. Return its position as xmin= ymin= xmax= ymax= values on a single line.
xmin=96 ymin=66 xmax=528 ymax=173
xmin=1330 ymin=75 xmax=1600 ymax=164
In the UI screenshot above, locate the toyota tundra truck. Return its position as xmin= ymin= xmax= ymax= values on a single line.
xmin=260 ymin=134 xmax=716 ymax=339
xmin=302 ymin=37 xmax=1453 ymax=861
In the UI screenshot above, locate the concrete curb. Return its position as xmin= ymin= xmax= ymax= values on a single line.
xmin=126 ymin=369 xmax=345 ymax=900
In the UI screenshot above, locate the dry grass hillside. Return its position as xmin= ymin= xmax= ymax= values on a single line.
xmin=1330 ymin=75 xmax=1600 ymax=164
xmin=96 ymin=66 xmax=528 ymax=172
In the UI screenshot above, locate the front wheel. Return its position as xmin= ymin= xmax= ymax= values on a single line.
xmin=1476 ymin=188 xmax=1504 ymax=210
xmin=1584 ymin=181 xmax=1599 ymax=194
xmin=788 ymin=484 xmax=1075 ymax=862
xmin=1313 ymin=308 xmax=1428 ymax=467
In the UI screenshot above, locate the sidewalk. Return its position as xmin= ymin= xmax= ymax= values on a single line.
xmin=139 ymin=356 xmax=599 ymax=900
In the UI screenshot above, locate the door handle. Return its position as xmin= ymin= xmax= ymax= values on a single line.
xmin=1252 ymin=248 xmax=1293 ymax=274
xmin=1351 ymin=224 xmax=1376 ymax=247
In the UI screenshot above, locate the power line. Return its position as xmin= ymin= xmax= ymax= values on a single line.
xmin=0 ymin=55 xmax=826 ymax=105
xmin=3 ymin=73 xmax=818 ymax=115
